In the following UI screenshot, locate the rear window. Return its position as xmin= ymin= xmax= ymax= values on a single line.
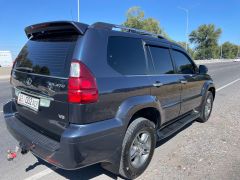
xmin=14 ymin=35 xmax=77 ymax=77
xmin=107 ymin=36 xmax=147 ymax=75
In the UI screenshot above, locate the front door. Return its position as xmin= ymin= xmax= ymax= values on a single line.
xmin=171 ymin=48 xmax=204 ymax=115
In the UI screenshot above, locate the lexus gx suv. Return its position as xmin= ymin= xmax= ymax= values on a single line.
xmin=4 ymin=21 xmax=215 ymax=179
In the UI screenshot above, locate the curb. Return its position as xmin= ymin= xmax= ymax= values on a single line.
xmin=194 ymin=60 xmax=234 ymax=65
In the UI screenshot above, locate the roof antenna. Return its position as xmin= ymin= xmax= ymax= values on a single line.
xmin=70 ymin=9 xmax=73 ymax=21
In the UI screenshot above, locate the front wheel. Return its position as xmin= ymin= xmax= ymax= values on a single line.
xmin=197 ymin=91 xmax=214 ymax=123
xmin=119 ymin=118 xmax=156 ymax=179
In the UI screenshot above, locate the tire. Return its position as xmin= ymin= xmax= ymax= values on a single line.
xmin=119 ymin=118 xmax=156 ymax=179
xmin=197 ymin=91 xmax=214 ymax=123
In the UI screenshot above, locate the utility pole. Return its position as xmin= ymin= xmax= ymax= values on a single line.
xmin=178 ymin=7 xmax=189 ymax=51
xmin=237 ymin=45 xmax=240 ymax=58
xmin=77 ymin=0 xmax=80 ymax=22
xmin=220 ymin=45 xmax=222 ymax=59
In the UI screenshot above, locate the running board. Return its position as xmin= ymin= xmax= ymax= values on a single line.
xmin=157 ymin=113 xmax=200 ymax=141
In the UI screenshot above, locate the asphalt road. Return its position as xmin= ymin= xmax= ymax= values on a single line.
xmin=0 ymin=62 xmax=240 ymax=180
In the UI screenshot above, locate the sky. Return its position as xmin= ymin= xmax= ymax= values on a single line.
xmin=0 ymin=0 xmax=239 ymax=59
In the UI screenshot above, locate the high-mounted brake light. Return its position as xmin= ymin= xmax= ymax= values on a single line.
xmin=68 ymin=61 xmax=98 ymax=103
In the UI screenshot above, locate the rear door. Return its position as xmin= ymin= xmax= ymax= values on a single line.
xmin=11 ymin=33 xmax=78 ymax=141
xmin=146 ymin=43 xmax=181 ymax=124
xmin=171 ymin=48 xmax=204 ymax=115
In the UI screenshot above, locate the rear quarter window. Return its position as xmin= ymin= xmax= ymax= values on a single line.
xmin=14 ymin=35 xmax=77 ymax=77
xmin=107 ymin=36 xmax=147 ymax=75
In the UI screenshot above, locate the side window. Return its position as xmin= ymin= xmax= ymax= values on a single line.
xmin=146 ymin=46 xmax=155 ymax=74
xmin=107 ymin=36 xmax=147 ymax=75
xmin=149 ymin=46 xmax=174 ymax=74
xmin=172 ymin=50 xmax=195 ymax=74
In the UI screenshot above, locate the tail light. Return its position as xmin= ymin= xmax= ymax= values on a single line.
xmin=10 ymin=59 xmax=17 ymax=84
xmin=68 ymin=61 xmax=98 ymax=103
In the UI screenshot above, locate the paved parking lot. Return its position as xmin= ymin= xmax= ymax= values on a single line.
xmin=0 ymin=62 xmax=240 ymax=180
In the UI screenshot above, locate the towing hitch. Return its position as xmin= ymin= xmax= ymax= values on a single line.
xmin=7 ymin=142 xmax=35 ymax=161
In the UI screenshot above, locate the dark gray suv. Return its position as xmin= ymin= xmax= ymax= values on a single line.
xmin=4 ymin=21 xmax=215 ymax=179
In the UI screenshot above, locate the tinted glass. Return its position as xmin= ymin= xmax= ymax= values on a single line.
xmin=149 ymin=46 xmax=174 ymax=74
xmin=172 ymin=50 xmax=195 ymax=74
xmin=146 ymin=46 xmax=155 ymax=74
xmin=107 ymin=37 xmax=146 ymax=75
xmin=15 ymin=35 xmax=77 ymax=77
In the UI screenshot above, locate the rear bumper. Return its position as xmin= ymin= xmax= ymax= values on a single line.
xmin=3 ymin=100 xmax=125 ymax=170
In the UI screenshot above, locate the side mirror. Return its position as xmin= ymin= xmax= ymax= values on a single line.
xmin=199 ymin=65 xmax=208 ymax=74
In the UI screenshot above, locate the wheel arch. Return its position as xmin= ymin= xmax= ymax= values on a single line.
xmin=201 ymin=80 xmax=215 ymax=98
xmin=116 ymin=95 xmax=164 ymax=130
xmin=128 ymin=107 xmax=161 ymax=129
xmin=200 ymin=80 xmax=216 ymax=110
xmin=208 ymin=86 xmax=216 ymax=100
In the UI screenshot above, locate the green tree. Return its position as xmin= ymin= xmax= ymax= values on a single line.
xmin=123 ymin=7 xmax=168 ymax=38
xmin=222 ymin=42 xmax=238 ymax=59
xmin=238 ymin=46 xmax=240 ymax=58
xmin=176 ymin=41 xmax=195 ymax=59
xmin=189 ymin=24 xmax=222 ymax=60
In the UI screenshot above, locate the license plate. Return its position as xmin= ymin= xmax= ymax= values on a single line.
xmin=17 ymin=93 xmax=40 ymax=111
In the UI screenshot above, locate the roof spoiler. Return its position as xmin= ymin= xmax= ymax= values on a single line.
xmin=25 ymin=21 xmax=89 ymax=39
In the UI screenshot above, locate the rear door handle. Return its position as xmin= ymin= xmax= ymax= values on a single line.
xmin=180 ymin=80 xmax=188 ymax=84
xmin=153 ymin=82 xmax=163 ymax=87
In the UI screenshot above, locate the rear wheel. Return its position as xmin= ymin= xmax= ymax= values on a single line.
xmin=197 ymin=91 xmax=213 ymax=123
xmin=119 ymin=118 xmax=156 ymax=179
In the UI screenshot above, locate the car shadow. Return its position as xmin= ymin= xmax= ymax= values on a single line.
xmin=52 ymin=164 xmax=118 ymax=180
xmin=27 ymin=121 xmax=195 ymax=179
xmin=29 ymin=158 xmax=118 ymax=180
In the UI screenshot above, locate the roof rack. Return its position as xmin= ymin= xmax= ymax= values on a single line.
xmin=91 ymin=22 xmax=166 ymax=40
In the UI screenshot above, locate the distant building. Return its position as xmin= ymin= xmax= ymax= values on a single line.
xmin=0 ymin=51 xmax=13 ymax=67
